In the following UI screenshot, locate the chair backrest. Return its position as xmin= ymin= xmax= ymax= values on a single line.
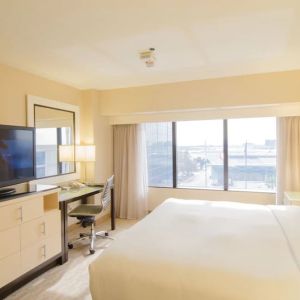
xmin=101 ymin=175 xmax=114 ymax=210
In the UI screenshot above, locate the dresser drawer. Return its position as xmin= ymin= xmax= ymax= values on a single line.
xmin=21 ymin=236 xmax=61 ymax=273
xmin=0 ymin=226 xmax=20 ymax=260
xmin=0 ymin=253 xmax=21 ymax=288
xmin=21 ymin=217 xmax=45 ymax=249
xmin=0 ymin=203 xmax=21 ymax=231
xmin=21 ymin=241 xmax=46 ymax=273
xmin=22 ymin=196 xmax=44 ymax=222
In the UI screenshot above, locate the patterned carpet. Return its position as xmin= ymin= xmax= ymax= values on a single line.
xmin=6 ymin=219 xmax=137 ymax=300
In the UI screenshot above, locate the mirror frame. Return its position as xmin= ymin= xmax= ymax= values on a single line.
xmin=27 ymin=95 xmax=80 ymax=184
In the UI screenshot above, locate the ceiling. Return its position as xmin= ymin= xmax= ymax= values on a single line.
xmin=0 ymin=0 xmax=299 ymax=90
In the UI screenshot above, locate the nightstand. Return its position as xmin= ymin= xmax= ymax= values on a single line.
xmin=284 ymin=192 xmax=300 ymax=205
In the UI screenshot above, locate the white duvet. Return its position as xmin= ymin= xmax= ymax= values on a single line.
xmin=89 ymin=199 xmax=300 ymax=300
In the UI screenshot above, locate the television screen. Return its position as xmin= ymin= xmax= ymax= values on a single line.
xmin=0 ymin=125 xmax=35 ymax=187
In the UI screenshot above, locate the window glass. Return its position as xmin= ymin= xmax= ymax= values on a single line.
xmin=176 ymin=120 xmax=224 ymax=189
xmin=35 ymin=128 xmax=58 ymax=177
xmin=228 ymin=117 xmax=276 ymax=192
xmin=145 ymin=122 xmax=173 ymax=187
xmin=36 ymin=151 xmax=46 ymax=178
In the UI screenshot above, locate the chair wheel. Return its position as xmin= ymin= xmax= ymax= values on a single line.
xmin=90 ymin=249 xmax=95 ymax=254
xmin=105 ymin=232 xmax=109 ymax=236
xmin=68 ymin=243 xmax=73 ymax=249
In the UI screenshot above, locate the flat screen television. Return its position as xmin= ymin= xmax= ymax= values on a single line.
xmin=0 ymin=124 xmax=35 ymax=188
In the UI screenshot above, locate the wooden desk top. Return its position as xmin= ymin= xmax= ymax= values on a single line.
xmin=59 ymin=186 xmax=103 ymax=202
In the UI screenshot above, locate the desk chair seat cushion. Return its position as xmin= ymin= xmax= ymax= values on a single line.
xmin=68 ymin=204 xmax=102 ymax=217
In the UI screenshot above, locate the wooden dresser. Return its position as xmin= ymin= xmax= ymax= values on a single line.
xmin=0 ymin=187 xmax=62 ymax=297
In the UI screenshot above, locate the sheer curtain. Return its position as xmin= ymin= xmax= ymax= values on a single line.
xmin=113 ymin=124 xmax=148 ymax=219
xmin=277 ymin=117 xmax=300 ymax=204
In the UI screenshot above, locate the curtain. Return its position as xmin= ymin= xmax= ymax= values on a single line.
xmin=276 ymin=117 xmax=300 ymax=204
xmin=113 ymin=124 xmax=148 ymax=219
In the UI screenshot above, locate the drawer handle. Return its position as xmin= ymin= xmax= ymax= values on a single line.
xmin=41 ymin=222 xmax=46 ymax=235
xmin=18 ymin=207 xmax=23 ymax=222
xmin=42 ymin=245 xmax=46 ymax=259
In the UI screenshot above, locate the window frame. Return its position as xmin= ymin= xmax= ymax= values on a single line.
xmin=147 ymin=119 xmax=276 ymax=193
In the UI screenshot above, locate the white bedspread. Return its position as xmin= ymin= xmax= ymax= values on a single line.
xmin=89 ymin=199 xmax=300 ymax=300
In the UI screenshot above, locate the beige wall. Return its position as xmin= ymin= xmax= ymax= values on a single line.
xmin=99 ymin=70 xmax=300 ymax=116
xmin=81 ymin=90 xmax=113 ymax=183
xmin=0 ymin=64 xmax=82 ymax=126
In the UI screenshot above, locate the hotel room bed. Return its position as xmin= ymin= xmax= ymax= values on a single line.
xmin=89 ymin=199 xmax=300 ymax=300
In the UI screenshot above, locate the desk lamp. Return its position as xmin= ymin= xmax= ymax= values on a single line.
xmin=75 ymin=145 xmax=96 ymax=184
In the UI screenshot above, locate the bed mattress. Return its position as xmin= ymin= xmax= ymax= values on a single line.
xmin=89 ymin=199 xmax=300 ymax=300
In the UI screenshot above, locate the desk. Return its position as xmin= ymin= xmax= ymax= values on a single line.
xmin=59 ymin=186 xmax=115 ymax=263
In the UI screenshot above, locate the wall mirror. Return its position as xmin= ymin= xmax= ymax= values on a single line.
xmin=27 ymin=95 xmax=80 ymax=182
xmin=34 ymin=105 xmax=75 ymax=178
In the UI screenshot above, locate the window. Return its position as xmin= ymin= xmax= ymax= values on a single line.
xmin=177 ymin=120 xmax=223 ymax=189
xmin=145 ymin=117 xmax=276 ymax=192
xmin=228 ymin=118 xmax=276 ymax=192
xmin=145 ymin=122 xmax=173 ymax=187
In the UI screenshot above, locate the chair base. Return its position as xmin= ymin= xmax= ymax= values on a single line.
xmin=68 ymin=223 xmax=114 ymax=254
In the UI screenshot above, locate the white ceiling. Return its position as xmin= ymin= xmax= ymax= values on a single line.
xmin=0 ymin=0 xmax=299 ymax=89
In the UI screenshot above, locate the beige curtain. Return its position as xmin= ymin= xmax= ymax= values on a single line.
xmin=113 ymin=124 xmax=148 ymax=219
xmin=277 ymin=117 xmax=300 ymax=204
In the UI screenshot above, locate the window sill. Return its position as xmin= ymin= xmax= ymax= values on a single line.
xmin=148 ymin=186 xmax=276 ymax=194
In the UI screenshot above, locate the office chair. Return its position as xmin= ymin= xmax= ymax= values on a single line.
xmin=68 ymin=175 xmax=114 ymax=254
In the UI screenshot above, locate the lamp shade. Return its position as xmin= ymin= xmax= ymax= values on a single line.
xmin=76 ymin=145 xmax=96 ymax=162
xmin=59 ymin=145 xmax=75 ymax=162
